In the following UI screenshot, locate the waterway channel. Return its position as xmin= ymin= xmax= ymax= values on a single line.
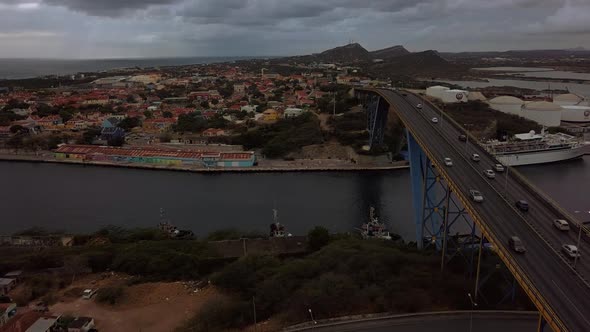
xmin=0 ymin=158 xmax=587 ymax=241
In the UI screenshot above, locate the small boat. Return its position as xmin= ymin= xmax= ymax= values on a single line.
xmin=269 ymin=208 xmax=292 ymax=238
xmin=158 ymin=208 xmax=194 ymax=239
xmin=360 ymin=207 xmax=392 ymax=240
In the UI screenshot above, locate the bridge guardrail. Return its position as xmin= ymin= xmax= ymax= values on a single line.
xmin=414 ymin=91 xmax=590 ymax=272
xmin=420 ymin=94 xmax=590 ymax=243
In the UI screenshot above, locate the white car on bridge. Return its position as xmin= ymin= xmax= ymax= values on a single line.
xmin=431 ymin=117 xmax=438 ymax=123
xmin=469 ymin=189 xmax=484 ymax=202
xmin=444 ymin=157 xmax=453 ymax=166
xmin=553 ymin=219 xmax=570 ymax=231
xmin=483 ymin=169 xmax=496 ymax=179
xmin=562 ymin=244 xmax=581 ymax=259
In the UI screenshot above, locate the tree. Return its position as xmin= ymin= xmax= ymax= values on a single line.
xmin=79 ymin=127 xmax=101 ymax=145
xmin=143 ymin=110 xmax=154 ymax=119
xmin=6 ymin=135 xmax=24 ymax=151
xmin=200 ymin=100 xmax=209 ymax=108
xmin=117 ymin=117 xmax=141 ymax=131
xmin=159 ymin=132 xmax=172 ymax=143
xmin=9 ymin=124 xmax=26 ymax=134
xmin=308 ymin=226 xmax=330 ymax=251
xmin=174 ymin=112 xmax=207 ymax=133
xmin=162 ymin=111 xmax=173 ymax=118
xmin=96 ymin=286 xmax=124 ymax=305
xmin=59 ymin=109 xmax=74 ymax=123
xmin=108 ymin=135 xmax=125 ymax=147
xmin=211 ymin=99 xmax=219 ymax=105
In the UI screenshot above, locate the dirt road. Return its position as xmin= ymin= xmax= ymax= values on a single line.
xmin=51 ymin=281 xmax=218 ymax=332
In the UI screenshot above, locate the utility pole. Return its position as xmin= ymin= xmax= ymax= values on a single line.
xmin=253 ymin=296 xmax=257 ymax=332
xmin=504 ymin=165 xmax=510 ymax=198
xmin=575 ymin=225 xmax=582 ymax=269
xmin=333 ymin=92 xmax=336 ymax=116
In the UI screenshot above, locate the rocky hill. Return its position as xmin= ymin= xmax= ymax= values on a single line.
xmin=369 ymin=50 xmax=458 ymax=77
xmin=370 ymin=45 xmax=410 ymax=59
xmin=315 ymin=43 xmax=371 ymax=63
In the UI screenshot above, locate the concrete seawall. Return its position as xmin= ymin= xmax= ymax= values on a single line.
xmin=0 ymin=154 xmax=409 ymax=173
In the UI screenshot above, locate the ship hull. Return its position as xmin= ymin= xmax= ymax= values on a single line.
xmin=495 ymin=146 xmax=585 ymax=166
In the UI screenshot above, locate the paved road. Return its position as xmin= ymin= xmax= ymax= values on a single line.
xmin=369 ymin=89 xmax=590 ymax=332
xmin=308 ymin=313 xmax=543 ymax=332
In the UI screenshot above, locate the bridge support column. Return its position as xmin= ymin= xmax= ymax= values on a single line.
xmin=407 ymin=130 xmax=445 ymax=250
xmin=367 ymin=95 xmax=388 ymax=150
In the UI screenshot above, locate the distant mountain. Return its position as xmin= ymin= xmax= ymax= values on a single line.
xmin=566 ymin=46 xmax=588 ymax=51
xmin=442 ymin=48 xmax=590 ymax=60
xmin=315 ymin=43 xmax=371 ymax=63
xmin=369 ymin=45 xmax=410 ymax=59
xmin=370 ymin=50 xmax=454 ymax=77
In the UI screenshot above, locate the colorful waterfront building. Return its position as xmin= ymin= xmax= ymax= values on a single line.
xmin=54 ymin=144 xmax=256 ymax=168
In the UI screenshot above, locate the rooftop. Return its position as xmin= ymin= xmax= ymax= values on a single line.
xmin=25 ymin=316 xmax=59 ymax=332
xmin=0 ymin=278 xmax=15 ymax=286
xmin=55 ymin=144 xmax=254 ymax=161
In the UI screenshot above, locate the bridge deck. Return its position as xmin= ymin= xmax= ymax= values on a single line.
xmin=362 ymin=88 xmax=590 ymax=332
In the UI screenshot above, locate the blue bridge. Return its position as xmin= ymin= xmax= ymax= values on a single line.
xmin=355 ymin=88 xmax=590 ymax=332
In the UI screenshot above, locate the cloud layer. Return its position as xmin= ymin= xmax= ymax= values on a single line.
xmin=0 ymin=0 xmax=589 ymax=58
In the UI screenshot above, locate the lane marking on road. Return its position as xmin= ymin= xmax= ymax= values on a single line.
xmin=552 ymin=279 xmax=590 ymax=328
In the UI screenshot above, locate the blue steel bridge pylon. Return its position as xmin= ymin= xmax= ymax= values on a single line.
xmin=366 ymin=94 xmax=388 ymax=150
xmin=407 ymin=129 xmax=516 ymax=305
xmin=407 ymin=130 xmax=475 ymax=255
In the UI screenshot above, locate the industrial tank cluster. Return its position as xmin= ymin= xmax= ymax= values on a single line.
xmin=425 ymin=85 xmax=589 ymax=127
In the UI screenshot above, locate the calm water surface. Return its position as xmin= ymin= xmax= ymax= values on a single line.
xmin=0 ymin=158 xmax=587 ymax=239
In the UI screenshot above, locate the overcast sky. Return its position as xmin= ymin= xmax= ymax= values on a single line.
xmin=0 ymin=0 xmax=589 ymax=58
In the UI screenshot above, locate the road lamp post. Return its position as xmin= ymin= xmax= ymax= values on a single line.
xmin=504 ymin=164 xmax=510 ymax=198
xmin=308 ymin=308 xmax=317 ymax=327
xmin=463 ymin=124 xmax=473 ymax=155
xmin=467 ymin=293 xmax=477 ymax=332
xmin=573 ymin=210 xmax=589 ymax=269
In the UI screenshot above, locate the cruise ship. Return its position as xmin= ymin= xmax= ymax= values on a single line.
xmin=484 ymin=130 xmax=586 ymax=166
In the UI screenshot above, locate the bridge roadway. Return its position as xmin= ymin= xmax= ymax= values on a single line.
xmin=369 ymin=88 xmax=590 ymax=332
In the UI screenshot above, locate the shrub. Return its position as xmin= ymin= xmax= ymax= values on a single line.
xmin=212 ymin=255 xmax=280 ymax=297
xmin=176 ymin=297 xmax=253 ymax=332
xmin=96 ymin=286 xmax=124 ymax=305
xmin=307 ymin=226 xmax=330 ymax=251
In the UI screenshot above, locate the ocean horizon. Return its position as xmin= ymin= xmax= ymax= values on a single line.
xmin=0 ymin=56 xmax=272 ymax=80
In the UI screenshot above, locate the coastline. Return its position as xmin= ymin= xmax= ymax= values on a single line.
xmin=0 ymin=152 xmax=409 ymax=173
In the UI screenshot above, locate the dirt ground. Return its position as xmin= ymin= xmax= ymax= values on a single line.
xmin=49 ymin=274 xmax=219 ymax=332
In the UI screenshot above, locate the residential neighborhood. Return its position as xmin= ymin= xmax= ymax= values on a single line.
xmin=0 ymin=60 xmax=395 ymax=170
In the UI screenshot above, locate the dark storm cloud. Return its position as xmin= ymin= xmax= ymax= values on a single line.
xmin=1 ymin=0 xmax=590 ymax=58
xmin=42 ymin=0 xmax=181 ymax=16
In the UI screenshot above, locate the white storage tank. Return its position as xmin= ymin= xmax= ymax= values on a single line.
xmin=522 ymin=101 xmax=562 ymax=127
xmin=426 ymin=85 xmax=449 ymax=99
xmin=553 ymin=93 xmax=586 ymax=106
xmin=561 ymin=105 xmax=590 ymax=123
xmin=442 ymin=89 xmax=469 ymax=103
xmin=467 ymin=91 xmax=486 ymax=101
xmin=488 ymin=96 xmax=524 ymax=116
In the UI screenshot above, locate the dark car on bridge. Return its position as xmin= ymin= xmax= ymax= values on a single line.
xmin=509 ymin=236 xmax=526 ymax=253
xmin=516 ymin=200 xmax=529 ymax=212
xmin=458 ymin=134 xmax=467 ymax=142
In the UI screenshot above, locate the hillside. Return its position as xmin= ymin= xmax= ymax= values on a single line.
xmin=370 ymin=45 xmax=410 ymax=59
xmin=316 ymin=43 xmax=370 ymax=63
xmin=370 ymin=50 xmax=454 ymax=77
